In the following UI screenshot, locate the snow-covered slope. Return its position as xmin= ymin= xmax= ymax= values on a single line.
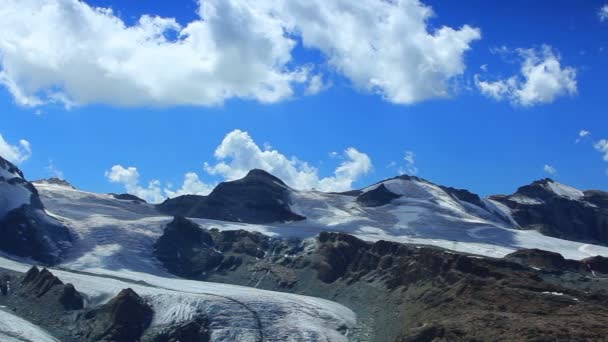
xmin=0 ymin=308 xmax=59 ymax=342
xmin=0 ymin=173 xmax=602 ymax=341
xmin=23 ymin=183 xmax=356 ymax=341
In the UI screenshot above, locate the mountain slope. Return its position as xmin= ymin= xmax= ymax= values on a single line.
xmin=158 ymin=169 xmax=305 ymax=224
xmin=490 ymin=178 xmax=608 ymax=244
xmin=0 ymin=156 xmax=71 ymax=264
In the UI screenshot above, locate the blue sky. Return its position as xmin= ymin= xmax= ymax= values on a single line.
xmin=1 ymin=0 xmax=608 ymax=202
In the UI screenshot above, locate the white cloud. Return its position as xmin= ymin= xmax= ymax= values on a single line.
xmin=105 ymin=165 xmax=165 ymax=203
xmin=398 ymin=150 xmax=418 ymax=175
xmin=595 ymin=140 xmax=608 ymax=162
xmin=475 ymin=46 xmax=577 ymax=106
xmin=0 ymin=133 xmax=32 ymax=164
xmin=204 ymin=129 xmax=372 ymax=192
xmin=543 ymin=164 xmax=557 ymax=175
xmin=576 ymin=129 xmax=590 ymax=143
xmin=0 ymin=0 xmax=480 ymax=108
xmin=45 ymin=159 xmax=64 ymax=179
xmin=0 ymin=0 xmax=307 ymax=107
xmin=164 ymin=172 xmax=215 ymax=198
xmin=600 ymin=5 xmax=608 ymax=22
xmin=107 ymin=129 xmax=373 ymax=201
xmin=305 ymin=74 xmax=326 ymax=95
xmin=278 ymin=1 xmax=481 ymax=104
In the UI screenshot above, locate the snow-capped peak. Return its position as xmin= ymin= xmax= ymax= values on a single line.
xmin=542 ymin=179 xmax=584 ymax=201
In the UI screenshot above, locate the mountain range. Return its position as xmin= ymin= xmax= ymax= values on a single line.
xmin=1 ymin=155 xmax=608 ymax=341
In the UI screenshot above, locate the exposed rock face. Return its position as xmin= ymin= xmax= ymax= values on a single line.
xmin=0 ymin=156 xmax=72 ymax=264
xmin=19 ymin=266 xmax=83 ymax=310
xmin=440 ymin=185 xmax=485 ymax=208
xmin=155 ymin=216 xmax=302 ymax=281
xmin=582 ymin=255 xmax=608 ymax=274
xmin=154 ymin=216 xmax=223 ymax=277
xmin=157 ymin=169 xmax=305 ymax=224
xmin=356 ymin=184 xmax=401 ymax=207
xmin=504 ymin=249 xmax=585 ymax=273
xmin=156 ymin=229 xmax=608 ymax=341
xmin=81 ymin=288 xmax=153 ymax=342
xmin=490 ymin=179 xmax=608 ymax=244
xmin=143 ymin=316 xmax=210 ymax=342
xmin=110 ymin=193 xmax=147 ymax=203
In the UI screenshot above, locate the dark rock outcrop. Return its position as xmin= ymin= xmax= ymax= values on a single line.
xmin=157 ymin=169 xmax=305 ymax=224
xmin=143 ymin=316 xmax=210 ymax=342
xmin=490 ymin=179 xmax=608 ymax=245
xmin=504 ymin=249 xmax=584 ymax=273
xmin=81 ymin=288 xmax=153 ymax=342
xmin=154 ymin=216 xmax=223 ymax=277
xmin=356 ymin=184 xmax=401 ymax=207
xmin=19 ymin=266 xmax=84 ymax=310
xmin=0 ymin=206 xmax=72 ymax=264
xmin=0 ymin=156 xmax=72 ymax=264
xmin=155 ymin=217 xmax=301 ymax=282
xmin=582 ymin=255 xmax=608 ymax=274
xmin=110 ymin=193 xmax=147 ymax=203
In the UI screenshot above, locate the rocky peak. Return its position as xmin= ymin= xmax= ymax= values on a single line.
xmin=19 ymin=266 xmax=84 ymax=310
xmin=158 ymin=169 xmax=305 ymax=224
xmin=82 ymin=288 xmax=153 ymax=342
xmin=243 ymin=168 xmax=287 ymax=186
xmin=33 ymin=178 xmax=75 ymax=189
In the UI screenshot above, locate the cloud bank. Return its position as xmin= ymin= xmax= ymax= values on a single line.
xmin=0 ymin=0 xmax=480 ymax=108
xmin=107 ymin=129 xmax=373 ymax=202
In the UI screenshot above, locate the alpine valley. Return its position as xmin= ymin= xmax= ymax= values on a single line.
xmin=2 ymin=155 xmax=608 ymax=342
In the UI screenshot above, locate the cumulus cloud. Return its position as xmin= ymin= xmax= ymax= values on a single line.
xmin=0 ymin=133 xmax=32 ymax=164
xmin=204 ymin=129 xmax=372 ymax=192
xmin=595 ymin=140 xmax=608 ymax=162
xmin=107 ymin=129 xmax=373 ymax=201
xmin=475 ymin=46 xmax=577 ymax=106
xmin=0 ymin=0 xmax=480 ymax=108
xmin=600 ymin=5 xmax=608 ymax=21
xmin=164 ymin=172 xmax=215 ymax=198
xmin=105 ymin=165 xmax=165 ymax=203
xmin=543 ymin=164 xmax=557 ymax=175
xmin=277 ymin=1 xmax=481 ymax=104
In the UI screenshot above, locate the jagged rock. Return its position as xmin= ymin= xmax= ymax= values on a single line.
xmin=504 ymin=249 xmax=585 ymax=273
xmin=490 ymin=179 xmax=608 ymax=245
xmin=157 ymin=169 xmax=305 ymax=224
xmin=356 ymin=184 xmax=401 ymax=207
xmin=440 ymin=186 xmax=485 ymax=208
xmin=154 ymin=216 xmax=223 ymax=277
xmin=155 ymin=217 xmax=299 ymax=283
xmin=19 ymin=266 xmax=84 ymax=310
xmin=81 ymin=288 xmax=153 ymax=342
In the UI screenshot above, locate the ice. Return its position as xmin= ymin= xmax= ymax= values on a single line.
xmin=544 ymin=180 xmax=585 ymax=201
xmin=0 ymin=308 xmax=59 ymax=342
